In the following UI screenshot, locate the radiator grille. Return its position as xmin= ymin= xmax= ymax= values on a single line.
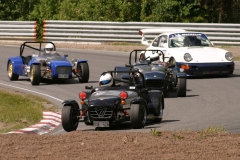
xmin=146 ymin=79 xmax=165 ymax=89
xmin=56 ymin=66 xmax=72 ymax=74
xmin=89 ymin=106 xmax=113 ymax=118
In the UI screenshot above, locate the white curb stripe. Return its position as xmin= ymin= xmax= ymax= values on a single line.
xmin=8 ymin=111 xmax=62 ymax=135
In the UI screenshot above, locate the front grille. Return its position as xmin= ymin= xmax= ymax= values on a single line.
xmin=146 ymin=79 xmax=165 ymax=89
xmin=56 ymin=66 xmax=72 ymax=74
xmin=89 ymin=106 xmax=113 ymax=118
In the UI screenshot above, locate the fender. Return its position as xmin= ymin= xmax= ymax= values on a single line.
xmin=114 ymin=66 xmax=129 ymax=71
xmin=114 ymin=66 xmax=130 ymax=79
xmin=130 ymin=98 xmax=149 ymax=114
xmin=78 ymin=60 xmax=87 ymax=63
xmin=7 ymin=57 xmax=23 ymax=76
xmin=62 ymin=99 xmax=80 ymax=108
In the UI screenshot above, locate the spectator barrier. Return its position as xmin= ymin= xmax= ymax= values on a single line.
xmin=1 ymin=21 xmax=240 ymax=46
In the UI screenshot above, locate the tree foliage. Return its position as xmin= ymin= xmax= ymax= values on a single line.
xmin=0 ymin=0 xmax=239 ymax=23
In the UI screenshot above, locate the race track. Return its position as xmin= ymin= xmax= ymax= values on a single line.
xmin=1 ymin=44 xmax=240 ymax=135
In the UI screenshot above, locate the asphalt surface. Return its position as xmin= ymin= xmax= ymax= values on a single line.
xmin=1 ymin=44 xmax=240 ymax=135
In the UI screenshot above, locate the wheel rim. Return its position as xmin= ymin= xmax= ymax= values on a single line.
xmin=30 ymin=67 xmax=34 ymax=81
xmin=140 ymin=105 xmax=147 ymax=125
xmin=8 ymin=63 xmax=13 ymax=77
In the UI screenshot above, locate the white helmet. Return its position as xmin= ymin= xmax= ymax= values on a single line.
xmin=45 ymin=43 xmax=54 ymax=54
xmin=150 ymin=53 xmax=159 ymax=63
xmin=99 ymin=73 xmax=113 ymax=86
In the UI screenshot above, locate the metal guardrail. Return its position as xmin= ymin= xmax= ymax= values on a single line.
xmin=0 ymin=21 xmax=37 ymax=41
xmin=42 ymin=21 xmax=240 ymax=46
xmin=1 ymin=21 xmax=240 ymax=46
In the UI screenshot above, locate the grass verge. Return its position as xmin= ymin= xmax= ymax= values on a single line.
xmin=0 ymin=89 xmax=59 ymax=133
xmin=234 ymin=57 xmax=240 ymax=61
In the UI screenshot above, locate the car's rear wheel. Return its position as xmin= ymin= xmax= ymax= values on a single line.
xmin=130 ymin=102 xmax=147 ymax=129
xmin=77 ymin=62 xmax=89 ymax=83
xmin=30 ymin=64 xmax=41 ymax=85
xmin=8 ymin=61 xmax=19 ymax=81
xmin=62 ymin=105 xmax=80 ymax=132
xmin=177 ymin=78 xmax=186 ymax=97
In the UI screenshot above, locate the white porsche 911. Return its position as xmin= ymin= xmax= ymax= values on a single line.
xmin=139 ymin=28 xmax=235 ymax=76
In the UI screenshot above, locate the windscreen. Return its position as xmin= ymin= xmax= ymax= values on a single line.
xmin=169 ymin=33 xmax=213 ymax=47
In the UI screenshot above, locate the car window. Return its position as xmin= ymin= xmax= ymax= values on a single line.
xmin=169 ymin=33 xmax=213 ymax=47
xmin=152 ymin=36 xmax=160 ymax=47
xmin=158 ymin=35 xmax=168 ymax=48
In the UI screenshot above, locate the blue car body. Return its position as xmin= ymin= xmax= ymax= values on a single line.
xmin=7 ymin=41 xmax=89 ymax=85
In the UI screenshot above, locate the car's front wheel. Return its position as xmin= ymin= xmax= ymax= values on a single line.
xmin=77 ymin=62 xmax=89 ymax=83
xmin=151 ymin=95 xmax=163 ymax=123
xmin=8 ymin=61 xmax=19 ymax=81
xmin=30 ymin=64 xmax=41 ymax=85
xmin=130 ymin=102 xmax=147 ymax=129
xmin=177 ymin=78 xmax=186 ymax=97
xmin=62 ymin=105 xmax=80 ymax=132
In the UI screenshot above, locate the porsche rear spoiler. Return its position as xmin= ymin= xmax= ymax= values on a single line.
xmin=139 ymin=28 xmax=186 ymax=46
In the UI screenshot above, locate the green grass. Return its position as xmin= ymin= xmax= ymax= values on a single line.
xmin=200 ymin=126 xmax=225 ymax=138
xmin=150 ymin=128 xmax=162 ymax=136
xmin=0 ymin=90 xmax=59 ymax=133
xmin=234 ymin=57 xmax=240 ymax=61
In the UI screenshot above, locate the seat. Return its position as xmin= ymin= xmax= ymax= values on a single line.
xmin=183 ymin=37 xmax=191 ymax=46
xmin=195 ymin=39 xmax=201 ymax=46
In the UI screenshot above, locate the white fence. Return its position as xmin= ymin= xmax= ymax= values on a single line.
xmin=0 ymin=21 xmax=37 ymax=41
xmin=1 ymin=21 xmax=240 ymax=46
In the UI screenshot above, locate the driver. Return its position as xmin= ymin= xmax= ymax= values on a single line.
xmin=99 ymin=73 xmax=114 ymax=86
xmin=45 ymin=43 xmax=55 ymax=54
xmin=140 ymin=51 xmax=162 ymax=62
xmin=150 ymin=53 xmax=160 ymax=64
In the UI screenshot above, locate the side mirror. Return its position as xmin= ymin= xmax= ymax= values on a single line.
xmin=85 ymin=86 xmax=93 ymax=90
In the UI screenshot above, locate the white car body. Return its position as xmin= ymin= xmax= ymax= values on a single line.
xmin=139 ymin=28 xmax=235 ymax=76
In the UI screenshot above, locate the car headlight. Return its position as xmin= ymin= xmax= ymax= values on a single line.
xmin=225 ymin=52 xmax=233 ymax=61
xmin=72 ymin=58 xmax=77 ymax=65
xmin=184 ymin=53 xmax=193 ymax=62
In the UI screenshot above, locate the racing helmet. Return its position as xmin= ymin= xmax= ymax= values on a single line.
xmin=45 ymin=43 xmax=54 ymax=54
xmin=150 ymin=53 xmax=159 ymax=63
xmin=99 ymin=73 xmax=113 ymax=86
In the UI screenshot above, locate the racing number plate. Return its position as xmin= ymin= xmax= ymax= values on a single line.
xmin=58 ymin=74 xmax=69 ymax=78
xmin=93 ymin=121 xmax=109 ymax=127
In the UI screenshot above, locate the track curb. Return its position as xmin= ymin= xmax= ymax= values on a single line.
xmin=8 ymin=111 xmax=61 ymax=135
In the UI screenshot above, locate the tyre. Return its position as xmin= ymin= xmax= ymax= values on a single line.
xmin=151 ymin=95 xmax=163 ymax=123
xmin=8 ymin=61 xmax=19 ymax=81
xmin=62 ymin=105 xmax=80 ymax=132
xmin=130 ymin=103 xmax=147 ymax=129
xmin=78 ymin=62 xmax=89 ymax=83
xmin=30 ymin=64 xmax=41 ymax=85
xmin=177 ymin=78 xmax=186 ymax=97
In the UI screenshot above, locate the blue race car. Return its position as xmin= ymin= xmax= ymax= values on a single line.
xmin=7 ymin=41 xmax=89 ymax=85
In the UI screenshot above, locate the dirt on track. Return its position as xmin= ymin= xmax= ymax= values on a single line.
xmin=0 ymin=131 xmax=240 ymax=160
xmin=1 ymin=42 xmax=240 ymax=160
